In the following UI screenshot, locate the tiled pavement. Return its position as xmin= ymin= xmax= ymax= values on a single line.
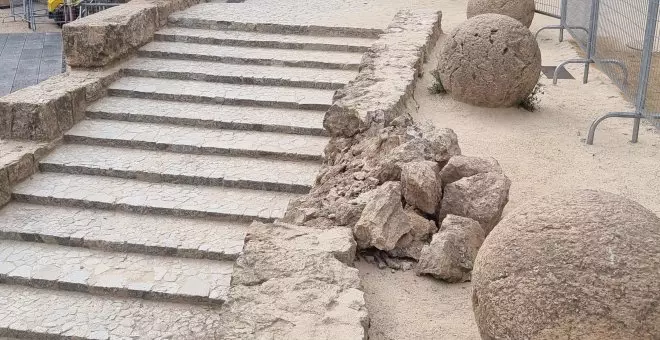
xmin=0 ymin=32 xmax=64 ymax=96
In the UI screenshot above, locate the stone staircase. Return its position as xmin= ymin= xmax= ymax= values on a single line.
xmin=0 ymin=4 xmax=376 ymax=338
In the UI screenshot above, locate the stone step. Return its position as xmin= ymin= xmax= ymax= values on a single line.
xmin=0 ymin=202 xmax=247 ymax=261
xmin=154 ymin=27 xmax=375 ymax=53
xmin=11 ymin=173 xmax=298 ymax=222
xmin=138 ymin=41 xmax=363 ymax=70
xmin=122 ymin=57 xmax=357 ymax=90
xmin=86 ymin=96 xmax=327 ymax=136
xmin=168 ymin=4 xmax=383 ymax=38
xmin=0 ymin=240 xmax=233 ymax=304
xmin=0 ymin=284 xmax=224 ymax=338
xmin=40 ymin=144 xmax=319 ymax=194
xmin=108 ymin=76 xmax=334 ymax=111
xmin=64 ymin=119 xmax=328 ymax=162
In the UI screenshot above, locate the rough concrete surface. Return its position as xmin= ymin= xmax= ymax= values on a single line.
xmin=467 ymin=0 xmax=536 ymax=27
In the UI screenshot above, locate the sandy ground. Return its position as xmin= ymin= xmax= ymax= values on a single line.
xmin=1 ymin=6 xmax=60 ymax=33
xmin=358 ymin=2 xmax=660 ymax=340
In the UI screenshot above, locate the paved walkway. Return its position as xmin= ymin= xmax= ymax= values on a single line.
xmin=0 ymin=32 xmax=63 ymax=96
xmin=0 ymin=2 xmax=376 ymax=338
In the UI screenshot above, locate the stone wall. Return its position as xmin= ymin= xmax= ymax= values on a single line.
xmin=62 ymin=0 xmax=204 ymax=68
xmin=0 ymin=141 xmax=58 ymax=207
xmin=0 ymin=66 xmax=121 ymax=141
xmin=219 ymin=9 xmax=444 ymax=339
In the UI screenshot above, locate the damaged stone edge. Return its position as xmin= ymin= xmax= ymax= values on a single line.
xmin=0 ymin=140 xmax=60 ymax=207
xmin=63 ymin=0 xmax=206 ymax=68
xmin=324 ymin=9 xmax=443 ymax=137
xmin=222 ymin=10 xmax=443 ymax=339
xmin=0 ymin=65 xmax=122 ymax=141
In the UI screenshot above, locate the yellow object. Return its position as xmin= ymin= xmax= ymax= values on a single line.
xmin=47 ymin=0 xmax=63 ymax=13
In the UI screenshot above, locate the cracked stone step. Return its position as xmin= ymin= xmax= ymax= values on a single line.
xmin=86 ymin=96 xmax=327 ymax=136
xmin=0 ymin=202 xmax=248 ymax=261
xmin=154 ymin=27 xmax=376 ymax=53
xmin=138 ymin=41 xmax=363 ymax=70
xmin=40 ymin=144 xmax=319 ymax=194
xmin=122 ymin=57 xmax=357 ymax=90
xmin=11 ymin=172 xmax=299 ymax=221
xmin=108 ymin=76 xmax=334 ymax=111
xmin=64 ymin=119 xmax=328 ymax=162
xmin=0 ymin=284 xmax=224 ymax=338
xmin=168 ymin=4 xmax=383 ymax=38
xmin=0 ymin=240 xmax=233 ymax=304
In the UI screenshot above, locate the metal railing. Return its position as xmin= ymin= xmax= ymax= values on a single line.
xmin=535 ymin=0 xmax=660 ymax=144
xmin=3 ymin=0 xmax=119 ymax=30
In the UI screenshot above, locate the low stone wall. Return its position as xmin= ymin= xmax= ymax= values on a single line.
xmin=63 ymin=0 xmax=204 ymax=68
xmin=219 ymin=10 xmax=444 ymax=339
xmin=0 ymin=140 xmax=58 ymax=207
xmin=0 ymin=66 xmax=121 ymax=141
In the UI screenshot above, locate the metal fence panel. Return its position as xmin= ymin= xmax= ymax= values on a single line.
xmin=535 ymin=0 xmax=562 ymax=18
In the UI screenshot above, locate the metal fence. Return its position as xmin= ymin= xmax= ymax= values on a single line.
xmin=535 ymin=0 xmax=660 ymax=144
xmin=535 ymin=0 xmax=561 ymax=18
xmin=4 ymin=0 xmax=119 ymax=30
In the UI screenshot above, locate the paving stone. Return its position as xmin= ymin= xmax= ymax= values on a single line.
xmin=86 ymin=96 xmax=326 ymax=136
xmin=0 ymin=284 xmax=224 ymax=339
xmin=12 ymin=172 xmax=299 ymax=221
xmin=0 ymin=240 xmax=233 ymax=303
xmin=154 ymin=27 xmax=376 ymax=52
xmin=168 ymin=2 xmax=387 ymax=38
xmin=65 ymin=119 xmax=328 ymax=161
xmin=123 ymin=57 xmax=357 ymax=90
xmin=139 ymin=41 xmax=363 ymax=70
xmin=0 ymin=202 xmax=248 ymax=260
xmin=108 ymin=76 xmax=334 ymax=110
xmin=40 ymin=144 xmax=319 ymax=193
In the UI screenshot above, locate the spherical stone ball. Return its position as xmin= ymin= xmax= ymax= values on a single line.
xmin=467 ymin=0 xmax=536 ymax=27
xmin=439 ymin=14 xmax=542 ymax=108
xmin=472 ymin=190 xmax=660 ymax=340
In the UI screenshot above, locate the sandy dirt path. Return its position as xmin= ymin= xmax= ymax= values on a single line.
xmin=359 ymin=2 xmax=659 ymax=340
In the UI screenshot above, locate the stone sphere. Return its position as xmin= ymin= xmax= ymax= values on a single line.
xmin=467 ymin=0 xmax=536 ymax=27
xmin=438 ymin=14 xmax=542 ymax=108
xmin=472 ymin=190 xmax=660 ymax=340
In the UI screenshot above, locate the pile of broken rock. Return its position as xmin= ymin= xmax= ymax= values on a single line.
xmin=284 ymin=121 xmax=511 ymax=283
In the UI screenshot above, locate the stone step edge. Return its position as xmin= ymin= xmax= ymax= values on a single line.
xmin=167 ymin=17 xmax=384 ymax=39
xmin=0 ymin=226 xmax=242 ymax=261
xmin=153 ymin=30 xmax=372 ymax=53
xmin=85 ymin=108 xmax=328 ymax=137
xmin=0 ymin=272 xmax=226 ymax=306
xmin=107 ymin=87 xmax=332 ymax=112
xmin=121 ymin=66 xmax=347 ymax=90
xmin=38 ymin=160 xmax=313 ymax=194
xmin=10 ymin=192 xmax=276 ymax=223
xmin=62 ymin=133 xmax=324 ymax=162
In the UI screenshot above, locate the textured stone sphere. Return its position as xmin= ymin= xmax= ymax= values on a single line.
xmin=467 ymin=0 xmax=536 ymax=27
xmin=439 ymin=14 xmax=541 ymax=108
xmin=472 ymin=190 xmax=660 ymax=340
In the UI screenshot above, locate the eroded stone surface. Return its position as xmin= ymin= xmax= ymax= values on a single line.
xmin=86 ymin=96 xmax=326 ymax=136
xmin=440 ymin=172 xmax=511 ymax=234
xmin=0 ymin=202 xmax=247 ymax=260
xmin=0 ymin=284 xmax=225 ymax=338
xmin=109 ymin=76 xmax=335 ymax=110
xmin=41 ymin=144 xmax=319 ymax=193
xmin=139 ymin=41 xmax=363 ymax=70
xmin=473 ymin=190 xmax=660 ymax=339
xmin=155 ymin=27 xmax=376 ymax=52
xmin=123 ymin=57 xmax=358 ymax=89
xmin=439 ymin=155 xmax=503 ymax=185
xmin=353 ymin=182 xmax=411 ymax=251
xmin=220 ymin=222 xmax=368 ymax=339
xmin=0 ymin=239 xmax=233 ymax=303
xmin=439 ymin=14 xmax=542 ymax=108
xmin=65 ymin=119 xmax=328 ymax=161
xmin=323 ymin=10 xmax=442 ymax=137
xmin=12 ymin=173 xmax=298 ymax=221
xmin=467 ymin=0 xmax=536 ymax=27
xmin=416 ymin=214 xmax=485 ymax=282
xmin=401 ymin=160 xmax=441 ymax=215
